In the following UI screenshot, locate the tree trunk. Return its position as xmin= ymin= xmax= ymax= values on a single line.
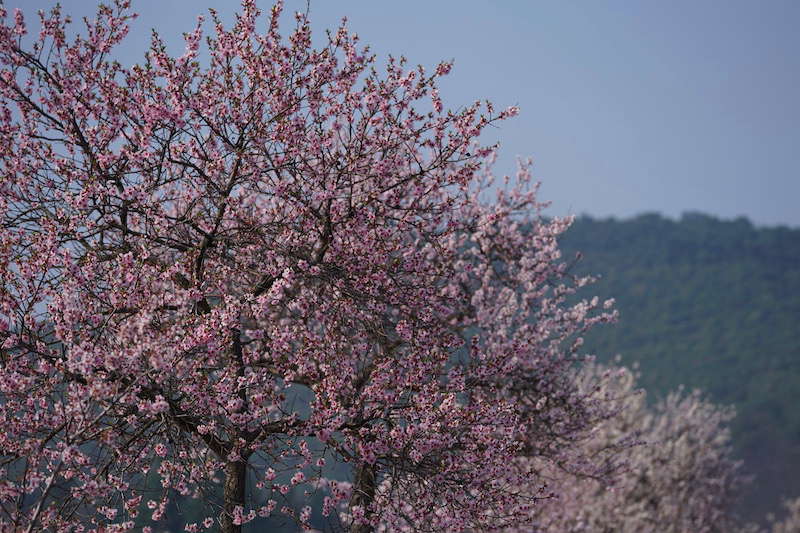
xmin=221 ymin=459 xmax=247 ymax=533
xmin=221 ymin=330 xmax=249 ymax=533
xmin=349 ymin=462 xmax=377 ymax=533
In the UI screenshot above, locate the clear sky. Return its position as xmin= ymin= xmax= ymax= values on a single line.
xmin=9 ymin=0 xmax=800 ymax=227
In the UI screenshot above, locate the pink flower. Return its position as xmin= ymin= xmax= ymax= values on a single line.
xmin=153 ymin=443 xmax=167 ymax=457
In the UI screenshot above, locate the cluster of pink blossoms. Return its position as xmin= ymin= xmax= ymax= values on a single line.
xmin=0 ymin=1 xmax=618 ymax=531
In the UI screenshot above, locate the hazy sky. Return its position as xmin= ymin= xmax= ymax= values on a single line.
xmin=9 ymin=1 xmax=800 ymax=227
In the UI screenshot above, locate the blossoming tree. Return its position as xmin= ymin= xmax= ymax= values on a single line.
xmin=512 ymin=363 xmax=747 ymax=533
xmin=0 ymin=1 xmax=616 ymax=531
xmin=768 ymin=497 xmax=800 ymax=533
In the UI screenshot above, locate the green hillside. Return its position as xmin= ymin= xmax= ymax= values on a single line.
xmin=558 ymin=212 xmax=800 ymax=523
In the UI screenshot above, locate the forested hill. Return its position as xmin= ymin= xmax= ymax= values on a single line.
xmin=558 ymin=212 xmax=800 ymax=523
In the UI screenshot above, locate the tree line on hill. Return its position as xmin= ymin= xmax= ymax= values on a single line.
xmin=557 ymin=212 xmax=800 ymax=525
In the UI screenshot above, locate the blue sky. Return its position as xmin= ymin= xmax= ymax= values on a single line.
xmin=10 ymin=1 xmax=800 ymax=226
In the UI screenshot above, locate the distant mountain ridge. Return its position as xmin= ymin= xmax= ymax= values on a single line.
xmin=557 ymin=212 xmax=800 ymax=523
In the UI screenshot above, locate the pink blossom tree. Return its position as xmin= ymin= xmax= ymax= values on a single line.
xmin=768 ymin=497 xmax=800 ymax=533
xmin=513 ymin=363 xmax=748 ymax=533
xmin=0 ymin=1 xmax=616 ymax=531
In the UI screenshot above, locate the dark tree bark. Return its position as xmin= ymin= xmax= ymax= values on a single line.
xmin=220 ymin=329 xmax=250 ymax=533
xmin=349 ymin=462 xmax=377 ymax=533
xmin=221 ymin=459 xmax=248 ymax=533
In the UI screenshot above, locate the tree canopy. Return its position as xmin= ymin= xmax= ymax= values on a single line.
xmin=0 ymin=2 xmax=618 ymax=531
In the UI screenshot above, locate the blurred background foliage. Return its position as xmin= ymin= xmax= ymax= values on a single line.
xmin=558 ymin=212 xmax=800 ymax=524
